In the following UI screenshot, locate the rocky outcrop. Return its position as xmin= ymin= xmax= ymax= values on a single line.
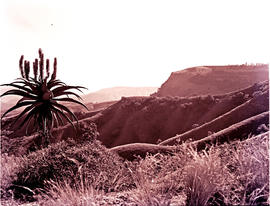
xmin=154 ymin=64 xmax=268 ymax=97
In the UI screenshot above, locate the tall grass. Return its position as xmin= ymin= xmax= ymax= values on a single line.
xmin=219 ymin=132 xmax=269 ymax=205
xmin=38 ymin=179 xmax=105 ymax=206
xmin=0 ymin=153 xmax=25 ymax=205
xmin=183 ymin=148 xmax=232 ymax=206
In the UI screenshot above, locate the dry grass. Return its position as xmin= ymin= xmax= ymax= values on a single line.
xmin=218 ymin=132 xmax=269 ymax=205
xmin=182 ymin=148 xmax=232 ymax=206
xmin=1 ymin=153 xmax=22 ymax=202
xmin=38 ymin=179 xmax=105 ymax=206
xmin=1 ymin=132 xmax=269 ymax=205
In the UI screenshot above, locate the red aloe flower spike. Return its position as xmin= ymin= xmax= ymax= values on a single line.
xmin=39 ymin=49 xmax=44 ymax=81
xmin=51 ymin=57 xmax=57 ymax=80
xmin=38 ymin=48 xmax=43 ymax=58
xmin=19 ymin=55 xmax=25 ymax=78
xmin=33 ymin=58 xmax=38 ymax=80
xmin=24 ymin=60 xmax=30 ymax=80
xmin=46 ymin=59 xmax=50 ymax=79
xmin=27 ymin=61 xmax=31 ymax=80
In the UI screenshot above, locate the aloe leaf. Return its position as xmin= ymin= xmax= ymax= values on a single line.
xmin=53 ymin=91 xmax=83 ymax=100
xmin=51 ymin=102 xmax=78 ymax=122
xmin=1 ymin=89 xmax=37 ymax=100
xmin=1 ymin=101 xmax=36 ymax=118
xmin=52 ymin=109 xmax=64 ymax=126
xmin=53 ymin=97 xmax=88 ymax=110
xmin=52 ymin=113 xmax=59 ymax=127
xmin=14 ymin=78 xmax=39 ymax=91
xmin=20 ymin=105 xmax=41 ymax=133
xmin=1 ymin=83 xmax=36 ymax=95
xmin=47 ymin=79 xmax=66 ymax=90
xmin=11 ymin=102 xmax=42 ymax=128
xmin=50 ymin=106 xmax=75 ymax=129
xmin=16 ymin=97 xmax=34 ymax=105
xmin=52 ymin=85 xmax=86 ymax=96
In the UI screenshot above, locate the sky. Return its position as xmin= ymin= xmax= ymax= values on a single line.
xmin=0 ymin=0 xmax=269 ymax=92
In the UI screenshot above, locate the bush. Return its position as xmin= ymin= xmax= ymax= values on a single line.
xmin=9 ymin=139 xmax=132 ymax=201
xmin=1 ymin=122 xmax=99 ymax=156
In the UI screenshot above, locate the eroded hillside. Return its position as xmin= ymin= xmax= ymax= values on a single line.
xmin=95 ymin=81 xmax=269 ymax=147
xmin=154 ymin=64 xmax=268 ymax=97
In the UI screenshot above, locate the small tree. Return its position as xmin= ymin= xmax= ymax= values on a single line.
xmin=1 ymin=49 xmax=88 ymax=146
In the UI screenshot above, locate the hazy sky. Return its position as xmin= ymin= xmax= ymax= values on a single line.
xmin=0 ymin=0 xmax=269 ymax=92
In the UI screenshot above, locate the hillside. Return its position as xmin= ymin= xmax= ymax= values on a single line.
xmin=154 ymin=64 xmax=268 ymax=97
xmin=110 ymin=113 xmax=269 ymax=160
xmin=93 ymin=81 xmax=268 ymax=147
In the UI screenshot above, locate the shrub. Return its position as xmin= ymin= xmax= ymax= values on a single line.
xmin=9 ymin=139 xmax=132 ymax=201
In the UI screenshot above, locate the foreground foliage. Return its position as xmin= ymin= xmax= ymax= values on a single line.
xmin=1 ymin=132 xmax=268 ymax=205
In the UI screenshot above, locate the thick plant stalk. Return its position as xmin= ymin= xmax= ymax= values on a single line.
xmin=24 ymin=61 xmax=30 ymax=80
xmin=52 ymin=57 xmax=57 ymax=80
xmin=33 ymin=59 xmax=38 ymax=80
xmin=39 ymin=48 xmax=44 ymax=81
xmin=46 ymin=59 xmax=50 ymax=80
xmin=19 ymin=55 xmax=25 ymax=78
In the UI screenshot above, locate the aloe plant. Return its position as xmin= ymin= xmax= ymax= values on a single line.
xmin=1 ymin=49 xmax=88 ymax=144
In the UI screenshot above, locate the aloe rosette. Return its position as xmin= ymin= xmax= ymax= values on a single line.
xmin=1 ymin=49 xmax=88 ymax=136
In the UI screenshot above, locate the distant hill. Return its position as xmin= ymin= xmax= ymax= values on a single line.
xmin=153 ymin=64 xmax=268 ymax=97
xmin=82 ymin=87 xmax=158 ymax=103
xmin=0 ymin=86 xmax=20 ymax=116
